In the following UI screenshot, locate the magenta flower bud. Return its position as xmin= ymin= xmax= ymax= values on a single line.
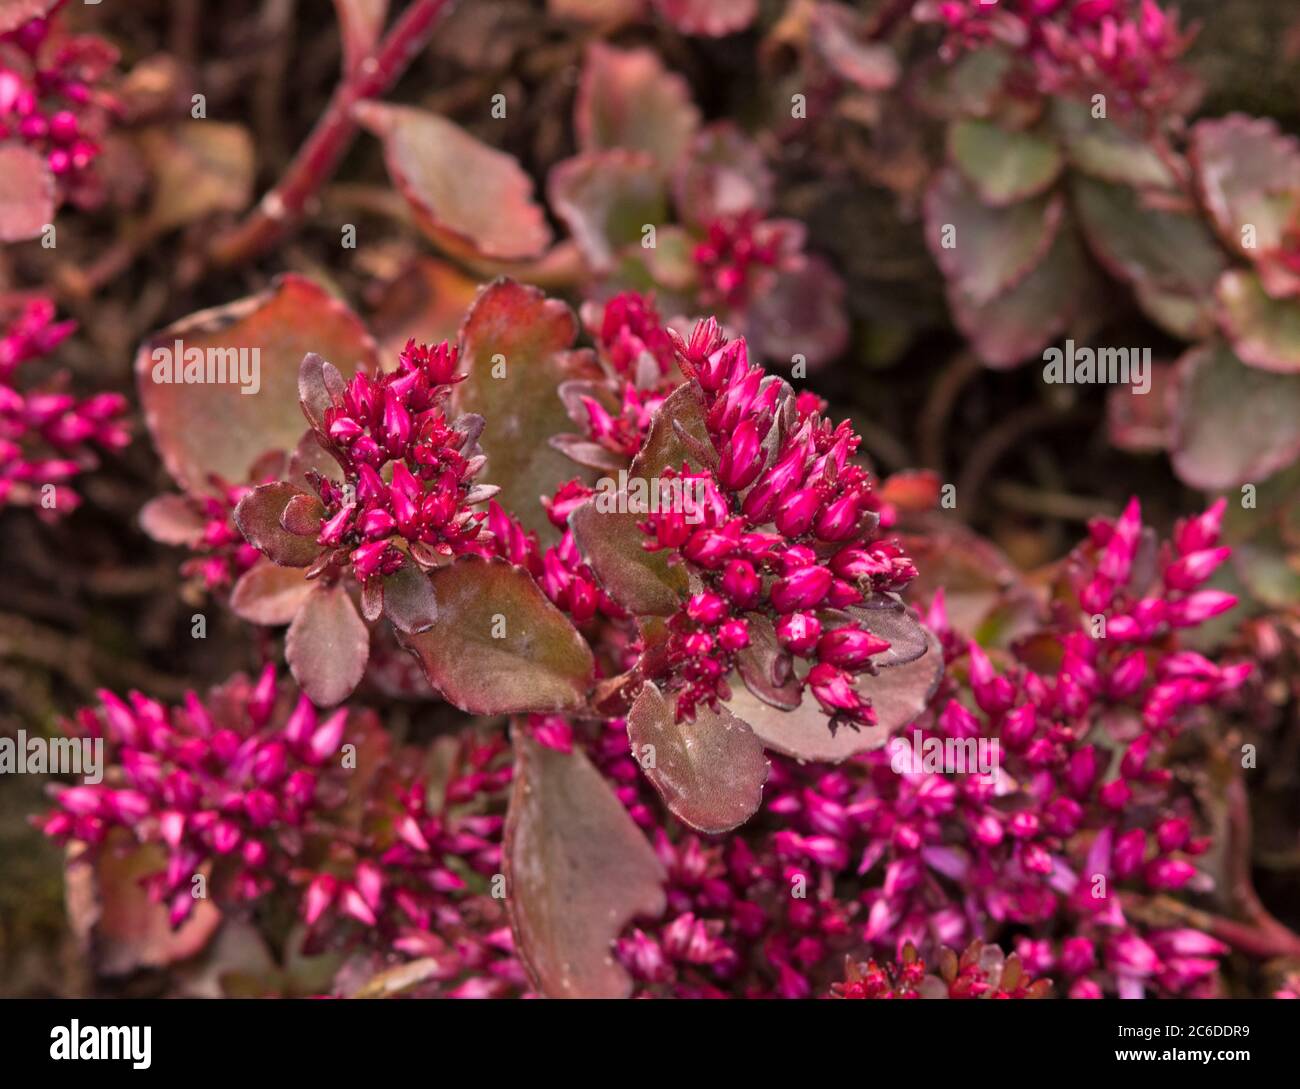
xmin=816 ymin=625 xmax=890 ymax=669
xmin=1145 ymin=858 xmax=1196 ymax=890
xmin=284 ymin=769 xmax=317 ymax=809
xmin=813 ymin=493 xmax=861 ymax=542
xmin=283 ymin=694 xmax=316 ymax=749
xmin=1175 ymin=498 xmax=1226 ymax=554
xmin=717 ymin=418 xmax=765 ymax=491
xmin=356 ymin=463 xmax=386 ymax=504
xmin=1060 ymin=937 xmax=1096 ymax=976
xmin=720 ymin=558 xmax=761 ymax=608
xmin=1156 ymin=817 xmax=1190 ymax=852
xmin=211 ymin=818 xmax=242 ymax=854
xmin=328 ymin=415 xmax=363 ymax=443
xmin=774 ymin=487 xmax=821 ymax=538
xmin=1098 ymin=778 xmax=1131 ymax=810
xmin=1045 ymin=796 xmax=1084 ymax=836
xmin=776 ymin=612 xmax=821 ymax=654
xmin=1164 ymin=546 xmax=1230 ymax=591
xmin=242 ymin=839 xmax=269 ymax=868
xmin=58 ymin=786 xmax=102 ymax=817
xmin=244 ymin=789 xmax=278 ymax=828
xmin=771 ymin=564 xmax=832 ymax=613
xmin=309 ymin=709 xmax=347 ymax=762
xmin=683 ymin=528 xmax=736 ymax=569
xmin=1113 ymin=828 xmax=1146 ymax=879
xmin=973 ymin=813 xmax=1003 ymax=845
xmin=682 ymin=631 xmax=714 ymax=657
xmin=807 ymin=662 xmax=861 ymax=713
xmin=358 ymin=506 xmax=396 ymax=539
xmin=351 ymin=539 xmax=391 ymax=580
xmin=303 ymin=874 xmax=338 ymax=926
xmin=1066 ymin=744 xmax=1098 ymax=798
xmin=1107 ymin=649 xmax=1147 ymax=698
xmin=1110 ymin=933 xmax=1159 ymax=976
xmin=1166 ymin=590 xmax=1237 ymax=628
xmin=967 ymin=642 xmax=1014 ymax=715
xmin=686 ymin=591 xmax=729 ymax=625
xmin=1156 ymin=929 xmax=1227 ymax=958
xmin=717 ymin=618 xmax=750 ymax=651
xmin=159 ymin=810 xmax=185 ymax=848
xmin=317 ymin=503 xmax=353 ymax=547
xmin=1001 ymin=703 xmax=1037 ymax=750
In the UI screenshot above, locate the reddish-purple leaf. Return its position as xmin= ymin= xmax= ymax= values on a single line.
xmin=736 ymin=614 xmax=801 ymax=709
xmin=230 ymin=560 xmax=317 ymax=626
xmin=65 ymin=836 xmax=221 ymax=977
xmin=575 ymin=42 xmax=700 ymax=170
xmin=504 ymin=729 xmax=666 ymax=998
xmin=672 ymin=123 xmax=773 ymax=229
xmin=136 ymin=121 xmax=255 ymax=233
xmin=281 ymin=492 xmax=326 ymax=536
xmin=1051 ymin=100 xmax=1175 ymax=190
xmin=454 ymin=279 xmax=601 ymax=539
xmin=136 ymin=274 xmax=377 ymax=495
xmin=652 ymin=0 xmax=756 ymax=37
xmin=0 ymin=143 xmax=54 ymax=242
xmin=285 ymin=582 xmax=370 ymax=707
xmin=1170 ymin=342 xmax=1300 ymax=490
xmin=396 ymin=556 xmax=594 ymax=714
xmin=356 ymin=101 xmax=551 ymax=261
xmin=809 ymin=2 xmax=900 ymax=92
xmin=725 ymin=630 xmax=943 ymax=762
xmin=1107 ymin=362 xmax=1174 ymax=453
xmin=381 ymin=562 xmax=438 ymax=634
xmin=549 ymin=149 xmax=668 ymax=273
xmin=1191 ymin=115 xmax=1300 ymax=257
xmin=745 ymin=255 xmax=849 ymax=368
xmin=234 ymin=482 xmax=321 ymax=567
xmin=627 ymin=682 xmax=769 ymax=833
xmin=367 ymin=256 xmax=480 ymax=359
xmin=138 ymin=494 xmax=207 ymax=547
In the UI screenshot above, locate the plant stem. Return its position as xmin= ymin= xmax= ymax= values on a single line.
xmin=209 ymin=0 xmax=456 ymax=268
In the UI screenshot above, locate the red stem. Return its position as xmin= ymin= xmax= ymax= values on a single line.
xmin=209 ymin=0 xmax=457 ymax=267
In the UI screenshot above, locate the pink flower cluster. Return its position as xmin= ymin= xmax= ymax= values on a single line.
xmin=764 ymin=498 xmax=1246 ymax=996
xmin=0 ymin=3 xmax=118 ymax=205
xmin=693 ymin=211 xmax=792 ymax=312
xmin=175 ymin=476 xmax=264 ymax=591
xmin=640 ymin=320 xmax=917 ymax=724
xmin=39 ymin=668 xmax=525 ymax=995
xmin=0 ymin=298 xmax=128 ymax=514
xmin=40 ymin=666 xmax=357 ymax=927
xmin=915 ymin=0 xmax=1195 ymax=115
xmin=831 ymin=940 xmax=1050 ymax=998
xmin=306 ymin=340 xmax=495 ymax=584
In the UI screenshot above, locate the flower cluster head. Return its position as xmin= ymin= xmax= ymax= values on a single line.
xmin=0 ymin=1 xmax=119 ymax=205
xmin=0 ymin=298 xmax=128 ymax=514
xmin=693 ymin=211 xmax=793 ymax=312
xmin=831 ymin=941 xmax=1051 ymax=998
xmin=915 ymin=0 xmax=1196 ymax=116
xmin=40 ymin=666 xmax=359 ymax=928
xmin=303 ymin=339 xmax=496 ymax=585
xmin=639 ymin=319 xmax=917 ymax=726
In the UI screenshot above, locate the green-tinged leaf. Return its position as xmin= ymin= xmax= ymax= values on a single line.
xmin=1216 ymin=268 xmax=1300 ymax=373
xmin=136 ymin=274 xmax=377 ymax=495
xmin=230 ymin=560 xmax=316 ymax=626
xmin=504 ymin=730 xmax=666 ymax=998
xmin=1107 ymin=361 xmax=1174 ymax=452
xmin=925 ymin=168 xmax=1063 ymax=307
xmin=396 ymin=556 xmax=594 ymax=714
xmin=948 ymin=221 xmax=1088 ymax=368
xmin=0 ymin=143 xmax=54 ymax=242
xmin=137 ymin=121 xmax=255 ymax=233
xmin=626 ymin=682 xmax=769 ymax=834
xmin=1190 ymin=115 xmax=1300 ymax=256
xmin=65 ymin=835 xmax=221 ymax=977
xmin=356 ymin=101 xmax=551 ymax=261
xmin=913 ymin=47 xmax=1013 ymax=121
xmin=1233 ymin=531 xmax=1300 ymax=608
xmin=575 ymin=42 xmax=700 ymax=170
xmin=949 ymin=120 xmax=1063 ymax=206
xmin=233 ymin=482 xmax=321 ymax=567
xmin=1072 ymin=175 xmax=1228 ymax=335
xmin=285 ymin=583 xmax=370 ymax=707
xmin=454 ymin=279 xmax=601 ymax=539
xmin=1051 ymin=100 xmax=1176 ymax=189
xmin=548 ymin=149 xmax=668 ymax=273
xmin=1171 ymin=342 xmax=1300 ymax=489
